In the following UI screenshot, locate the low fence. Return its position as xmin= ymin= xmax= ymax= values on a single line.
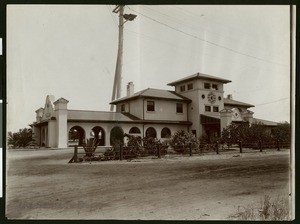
xmin=69 ymin=140 xmax=290 ymax=163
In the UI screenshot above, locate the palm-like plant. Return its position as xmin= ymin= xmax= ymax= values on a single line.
xmin=82 ymin=138 xmax=99 ymax=157
xmin=7 ymin=128 xmax=36 ymax=148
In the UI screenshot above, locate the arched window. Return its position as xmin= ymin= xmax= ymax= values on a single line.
xmin=129 ymin=127 xmax=141 ymax=134
xmin=69 ymin=126 xmax=85 ymax=146
xmin=145 ymin=127 xmax=157 ymax=138
xmin=91 ymin=126 xmax=106 ymax=146
xmin=161 ymin=127 xmax=171 ymax=138
xmin=110 ymin=126 xmax=124 ymax=146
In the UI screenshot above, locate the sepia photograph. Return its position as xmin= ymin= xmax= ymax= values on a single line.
xmin=5 ymin=4 xmax=294 ymax=220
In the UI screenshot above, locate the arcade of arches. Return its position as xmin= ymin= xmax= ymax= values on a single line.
xmin=67 ymin=125 xmax=172 ymax=147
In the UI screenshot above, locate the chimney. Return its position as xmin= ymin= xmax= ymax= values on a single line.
xmin=227 ymin=94 xmax=233 ymax=100
xmin=127 ymin=82 xmax=134 ymax=96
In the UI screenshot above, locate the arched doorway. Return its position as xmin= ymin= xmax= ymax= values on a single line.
xmin=129 ymin=127 xmax=141 ymax=135
xmin=91 ymin=126 xmax=105 ymax=146
xmin=110 ymin=126 xmax=124 ymax=146
xmin=161 ymin=127 xmax=171 ymax=138
xmin=69 ymin=126 xmax=85 ymax=146
xmin=41 ymin=127 xmax=47 ymax=147
xmin=145 ymin=127 xmax=157 ymax=138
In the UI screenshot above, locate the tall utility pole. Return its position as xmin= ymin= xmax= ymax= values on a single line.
xmin=110 ymin=5 xmax=137 ymax=111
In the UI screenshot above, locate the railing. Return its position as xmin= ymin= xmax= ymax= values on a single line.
xmin=69 ymin=140 xmax=290 ymax=163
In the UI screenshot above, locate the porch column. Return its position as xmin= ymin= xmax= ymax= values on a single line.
xmin=54 ymin=98 xmax=69 ymax=148
xmin=220 ymin=109 xmax=233 ymax=132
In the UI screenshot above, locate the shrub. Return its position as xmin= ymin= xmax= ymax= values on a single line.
xmin=169 ymin=130 xmax=199 ymax=153
xmin=7 ymin=128 xmax=36 ymax=148
xmin=233 ymin=195 xmax=290 ymax=220
xmin=82 ymin=138 xmax=99 ymax=157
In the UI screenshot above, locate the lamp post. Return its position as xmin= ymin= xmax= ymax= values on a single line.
xmin=110 ymin=5 xmax=137 ymax=111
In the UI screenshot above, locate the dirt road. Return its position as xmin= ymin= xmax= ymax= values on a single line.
xmin=6 ymin=148 xmax=291 ymax=220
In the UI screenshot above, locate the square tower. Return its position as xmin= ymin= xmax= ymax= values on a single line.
xmin=168 ymin=73 xmax=231 ymax=140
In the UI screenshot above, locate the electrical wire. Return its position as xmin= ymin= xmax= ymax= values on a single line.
xmin=255 ymin=97 xmax=289 ymax=106
xmin=106 ymin=5 xmax=118 ymax=28
xmin=126 ymin=6 xmax=288 ymax=67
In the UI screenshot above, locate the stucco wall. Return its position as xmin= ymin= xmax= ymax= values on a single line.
xmin=48 ymin=120 xmax=56 ymax=148
xmin=128 ymin=99 xmax=143 ymax=119
xmin=143 ymin=99 xmax=188 ymax=121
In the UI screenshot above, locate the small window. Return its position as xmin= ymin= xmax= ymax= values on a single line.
xmin=212 ymin=84 xmax=218 ymax=90
xmin=176 ymin=103 xmax=183 ymax=113
xmin=121 ymin=104 xmax=125 ymax=112
xmin=204 ymin=83 xmax=210 ymax=89
xmin=213 ymin=106 xmax=219 ymax=112
xmin=205 ymin=106 xmax=211 ymax=112
xmin=187 ymin=83 xmax=193 ymax=90
xmin=147 ymin=101 xmax=155 ymax=111
xmin=180 ymin=85 xmax=186 ymax=92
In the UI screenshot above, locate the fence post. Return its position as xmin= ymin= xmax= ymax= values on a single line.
xmin=216 ymin=141 xmax=219 ymax=154
xmin=120 ymin=143 xmax=123 ymax=161
xmin=277 ymin=140 xmax=280 ymax=151
xmin=239 ymin=140 xmax=242 ymax=153
xmin=259 ymin=140 xmax=262 ymax=152
xmin=189 ymin=143 xmax=192 ymax=156
xmin=157 ymin=143 xmax=161 ymax=159
xmin=74 ymin=145 xmax=78 ymax=163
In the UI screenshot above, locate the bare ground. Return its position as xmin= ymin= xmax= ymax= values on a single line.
xmin=6 ymin=148 xmax=291 ymax=220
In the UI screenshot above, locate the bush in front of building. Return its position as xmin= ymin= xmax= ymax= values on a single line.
xmin=221 ymin=122 xmax=290 ymax=149
xmin=272 ymin=122 xmax=290 ymax=144
xmin=169 ymin=130 xmax=199 ymax=153
xmin=7 ymin=128 xmax=36 ymax=148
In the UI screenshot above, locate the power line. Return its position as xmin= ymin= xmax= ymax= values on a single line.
xmin=106 ymin=5 xmax=118 ymax=28
xmin=126 ymin=6 xmax=287 ymax=67
xmin=255 ymin=97 xmax=289 ymax=106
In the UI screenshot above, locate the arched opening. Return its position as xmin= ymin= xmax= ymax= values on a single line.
xmin=161 ymin=127 xmax=171 ymax=138
xmin=41 ymin=128 xmax=47 ymax=147
xmin=91 ymin=126 xmax=105 ymax=146
xmin=110 ymin=126 xmax=124 ymax=146
xmin=129 ymin=127 xmax=141 ymax=134
xmin=145 ymin=127 xmax=157 ymax=138
xmin=69 ymin=126 xmax=85 ymax=146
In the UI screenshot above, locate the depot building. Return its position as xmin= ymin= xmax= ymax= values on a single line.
xmin=31 ymin=73 xmax=278 ymax=148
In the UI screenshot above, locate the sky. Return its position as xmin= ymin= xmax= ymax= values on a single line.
xmin=6 ymin=4 xmax=291 ymax=132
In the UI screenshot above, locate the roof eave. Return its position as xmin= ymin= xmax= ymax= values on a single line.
xmin=167 ymin=77 xmax=231 ymax=86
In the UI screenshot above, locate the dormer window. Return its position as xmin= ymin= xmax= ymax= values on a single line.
xmin=204 ymin=83 xmax=210 ymax=89
xmin=180 ymin=85 xmax=186 ymax=92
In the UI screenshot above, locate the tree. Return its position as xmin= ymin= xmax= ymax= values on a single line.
xmin=169 ymin=130 xmax=199 ymax=152
xmin=221 ymin=123 xmax=250 ymax=146
xmin=272 ymin=122 xmax=291 ymax=143
xmin=7 ymin=128 xmax=36 ymax=148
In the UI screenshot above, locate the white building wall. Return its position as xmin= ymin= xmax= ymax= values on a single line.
xmin=128 ymin=99 xmax=143 ymax=119
xmin=48 ymin=120 xmax=56 ymax=148
xmin=143 ymin=99 xmax=188 ymax=121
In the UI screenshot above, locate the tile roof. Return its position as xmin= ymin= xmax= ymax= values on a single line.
xmin=68 ymin=110 xmax=133 ymax=122
xmin=252 ymin=118 xmax=278 ymax=126
xmin=224 ymin=98 xmax=254 ymax=108
xmin=67 ymin=110 xmax=191 ymax=125
xmin=167 ymin=72 xmax=231 ymax=86
xmin=110 ymin=88 xmax=191 ymax=104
